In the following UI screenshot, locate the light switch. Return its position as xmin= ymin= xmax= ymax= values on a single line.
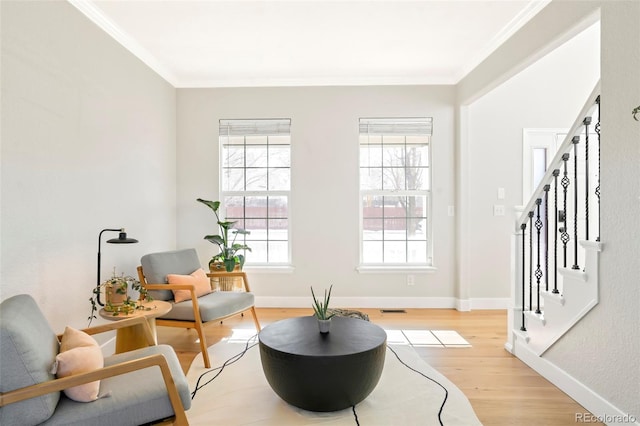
xmin=497 ymin=188 xmax=505 ymax=200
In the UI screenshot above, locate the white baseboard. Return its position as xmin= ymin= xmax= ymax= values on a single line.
xmin=513 ymin=337 xmax=639 ymax=426
xmin=255 ymin=296 xmax=508 ymax=311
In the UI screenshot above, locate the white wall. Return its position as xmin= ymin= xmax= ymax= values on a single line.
xmin=465 ymin=23 xmax=600 ymax=299
xmin=177 ymin=86 xmax=458 ymax=306
xmin=0 ymin=0 xmax=177 ymax=332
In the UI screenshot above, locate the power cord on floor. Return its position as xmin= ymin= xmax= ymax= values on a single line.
xmin=386 ymin=345 xmax=448 ymax=426
xmin=190 ymin=334 xmax=258 ymax=400
xmin=351 ymin=346 xmax=449 ymax=425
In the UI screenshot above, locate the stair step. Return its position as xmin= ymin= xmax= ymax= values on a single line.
xmin=524 ymin=310 xmax=546 ymax=325
xmin=558 ymin=267 xmax=587 ymax=282
xmin=542 ymin=290 xmax=565 ymax=306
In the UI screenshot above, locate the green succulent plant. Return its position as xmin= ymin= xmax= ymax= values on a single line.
xmin=311 ymin=285 xmax=335 ymax=320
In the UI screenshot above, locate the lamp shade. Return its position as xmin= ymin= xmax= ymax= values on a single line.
xmin=107 ymin=232 xmax=138 ymax=244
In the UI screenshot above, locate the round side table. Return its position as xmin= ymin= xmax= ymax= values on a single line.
xmin=99 ymin=300 xmax=171 ymax=353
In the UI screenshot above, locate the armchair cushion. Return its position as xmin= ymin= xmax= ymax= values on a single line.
xmin=168 ymin=267 xmax=213 ymax=303
xmin=41 ymin=345 xmax=191 ymax=426
xmin=166 ymin=291 xmax=255 ymax=322
xmin=0 ymin=294 xmax=60 ymax=425
xmin=141 ymin=248 xmax=202 ymax=301
xmin=53 ymin=327 xmax=103 ymax=402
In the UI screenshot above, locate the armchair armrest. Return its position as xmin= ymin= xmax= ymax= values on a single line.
xmin=0 ymin=353 xmax=188 ymax=425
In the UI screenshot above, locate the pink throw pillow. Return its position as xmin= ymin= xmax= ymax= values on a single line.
xmin=168 ymin=268 xmax=213 ymax=303
xmin=53 ymin=326 xmax=103 ymax=402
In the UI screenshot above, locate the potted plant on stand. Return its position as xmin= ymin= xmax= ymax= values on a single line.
xmin=197 ymin=198 xmax=251 ymax=291
xmin=311 ymin=285 xmax=335 ymax=334
xmin=88 ymin=269 xmax=152 ymax=326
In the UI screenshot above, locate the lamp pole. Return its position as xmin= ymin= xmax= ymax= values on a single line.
xmin=97 ymin=228 xmax=138 ymax=306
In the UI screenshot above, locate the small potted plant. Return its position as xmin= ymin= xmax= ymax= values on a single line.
xmin=311 ymin=285 xmax=335 ymax=333
xmin=88 ymin=271 xmax=152 ymax=325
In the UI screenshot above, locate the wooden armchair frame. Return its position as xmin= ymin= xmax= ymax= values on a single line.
xmin=0 ymin=316 xmax=188 ymax=426
xmin=137 ymin=267 xmax=260 ymax=369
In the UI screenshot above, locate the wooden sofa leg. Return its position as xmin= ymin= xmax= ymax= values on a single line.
xmin=195 ymin=323 xmax=211 ymax=369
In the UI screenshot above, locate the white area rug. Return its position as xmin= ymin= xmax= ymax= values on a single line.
xmin=186 ymin=336 xmax=483 ymax=425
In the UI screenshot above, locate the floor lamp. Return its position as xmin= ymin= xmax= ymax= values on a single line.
xmin=97 ymin=228 xmax=138 ymax=306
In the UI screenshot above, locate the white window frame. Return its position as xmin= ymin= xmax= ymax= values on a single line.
xmin=219 ymin=119 xmax=292 ymax=269
xmin=358 ymin=117 xmax=433 ymax=270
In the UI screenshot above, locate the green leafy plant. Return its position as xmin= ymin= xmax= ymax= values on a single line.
xmin=633 ymin=105 xmax=640 ymax=121
xmin=88 ymin=272 xmax=152 ymax=326
xmin=197 ymin=198 xmax=251 ymax=272
xmin=311 ymin=285 xmax=335 ymax=320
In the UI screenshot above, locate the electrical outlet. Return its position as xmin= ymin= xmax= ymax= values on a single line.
xmin=493 ymin=205 xmax=505 ymax=216
xmin=407 ymin=275 xmax=415 ymax=286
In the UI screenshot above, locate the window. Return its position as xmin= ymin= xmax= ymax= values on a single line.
xmin=359 ymin=118 xmax=432 ymax=266
xmin=220 ymin=119 xmax=291 ymax=265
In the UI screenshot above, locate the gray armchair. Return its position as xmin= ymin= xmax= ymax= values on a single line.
xmin=0 ymin=294 xmax=190 ymax=426
xmin=137 ymin=248 xmax=260 ymax=368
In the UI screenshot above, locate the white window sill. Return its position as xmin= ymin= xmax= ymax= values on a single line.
xmin=356 ymin=265 xmax=437 ymax=274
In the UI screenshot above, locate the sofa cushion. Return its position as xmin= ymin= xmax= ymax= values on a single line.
xmin=165 ymin=291 xmax=255 ymax=322
xmin=41 ymin=345 xmax=191 ymax=426
xmin=168 ymin=268 xmax=213 ymax=303
xmin=53 ymin=327 xmax=104 ymax=402
xmin=0 ymin=294 xmax=60 ymax=426
xmin=140 ymin=248 xmax=202 ymax=301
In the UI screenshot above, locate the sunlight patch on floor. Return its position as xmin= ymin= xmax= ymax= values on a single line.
xmin=384 ymin=329 xmax=471 ymax=347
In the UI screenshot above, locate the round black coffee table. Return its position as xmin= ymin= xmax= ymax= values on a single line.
xmin=258 ymin=316 xmax=386 ymax=412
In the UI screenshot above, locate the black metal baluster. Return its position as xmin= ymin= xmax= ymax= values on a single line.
xmin=535 ymin=200 xmax=543 ymax=314
xmin=543 ymin=185 xmax=550 ymax=292
xmin=552 ymin=169 xmax=560 ymax=294
xmin=571 ymin=136 xmax=580 ymax=270
xmin=595 ymin=96 xmax=601 ymax=241
xmin=583 ymin=117 xmax=591 ymax=241
xmin=520 ymin=223 xmax=527 ymax=332
xmin=529 ymin=211 xmax=534 ymax=313
xmin=560 ymin=153 xmax=570 ymax=268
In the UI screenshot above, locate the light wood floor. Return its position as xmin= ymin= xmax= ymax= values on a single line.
xmin=156 ymin=308 xmax=602 ymax=426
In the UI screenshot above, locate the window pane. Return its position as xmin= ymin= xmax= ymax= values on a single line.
xmin=382 ymin=145 xmax=405 ymax=167
xmin=407 ymin=241 xmax=427 ymax=263
xmin=360 ymin=168 xmax=382 ymax=190
xmin=222 ymin=146 xmax=245 ymax=168
xmin=222 ymin=169 xmax=244 ymax=191
xmin=269 ymin=146 xmax=290 ymax=167
xmin=268 ymin=219 xmax=288 ymax=240
xmin=362 ymin=241 xmax=383 ymax=263
xmin=382 ymin=167 xmax=405 ymax=190
xmin=268 ymin=168 xmax=290 ymax=190
xmin=248 ymin=241 xmax=267 ymax=263
xmin=268 ymin=196 xmax=288 ymax=218
xmin=246 ymin=168 xmax=268 ymax=191
xmin=360 ymin=145 xmax=382 ymax=167
xmin=384 ymin=241 xmax=406 ymax=263
xmin=363 ymin=218 xmax=383 ymax=240
xmin=246 ymin=145 xmax=268 ymax=167
xmin=268 ymin=241 xmax=288 ymax=262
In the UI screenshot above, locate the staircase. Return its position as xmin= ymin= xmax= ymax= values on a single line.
xmin=506 ymin=81 xmax=601 ymax=356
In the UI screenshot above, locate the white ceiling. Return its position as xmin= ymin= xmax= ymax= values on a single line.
xmin=70 ymin=0 xmax=550 ymax=88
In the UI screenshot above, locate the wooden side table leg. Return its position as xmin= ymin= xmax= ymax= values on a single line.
xmin=114 ymin=318 xmax=158 ymax=353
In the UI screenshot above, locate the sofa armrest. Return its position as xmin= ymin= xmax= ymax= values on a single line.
xmin=0 ymin=353 xmax=188 ymax=425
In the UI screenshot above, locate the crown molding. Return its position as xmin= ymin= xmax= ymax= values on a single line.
xmin=67 ymin=0 xmax=179 ymax=86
